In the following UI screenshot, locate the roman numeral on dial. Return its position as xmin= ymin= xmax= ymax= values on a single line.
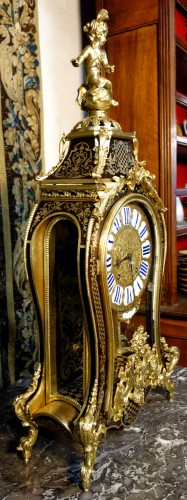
xmin=107 ymin=273 xmax=115 ymax=293
xmin=107 ymin=234 xmax=114 ymax=250
xmin=124 ymin=285 xmax=134 ymax=305
xmin=142 ymin=240 xmax=151 ymax=258
xmin=122 ymin=206 xmax=131 ymax=225
xmin=106 ymin=254 xmax=112 ymax=270
xmin=112 ymin=215 xmax=121 ymax=234
xmin=112 ymin=285 xmax=123 ymax=305
xmin=131 ymin=209 xmax=141 ymax=229
xmin=134 ymin=276 xmax=143 ymax=296
xmin=139 ymin=260 xmax=149 ymax=279
xmin=139 ymin=221 xmax=148 ymax=240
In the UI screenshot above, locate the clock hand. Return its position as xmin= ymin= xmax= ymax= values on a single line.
xmin=128 ymin=253 xmax=138 ymax=283
xmin=128 ymin=252 xmax=133 ymax=273
xmin=114 ymin=255 xmax=128 ymax=268
xmin=114 ymin=252 xmax=132 ymax=268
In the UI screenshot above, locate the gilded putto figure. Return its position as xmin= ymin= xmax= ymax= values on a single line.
xmin=71 ymin=9 xmax=118 ymax=111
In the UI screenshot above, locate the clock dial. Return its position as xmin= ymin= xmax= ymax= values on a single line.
xmin=105 ymin=203 xmax=152 ymax=316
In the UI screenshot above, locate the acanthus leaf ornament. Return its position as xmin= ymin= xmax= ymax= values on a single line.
xmin=112 ymin=327 xmax=180 ymax=423
xmin=13 ymin=364 xmax=41 ymax=463
xmin=93 ymin=176 xmax=126 ymax=218
xmin=79 ymin=380 xmax=107 ymax=492
xmin=126 ymin=161 xmax=166 ymax=213
xmin=92 ymin=126 xmax=112 ymax=178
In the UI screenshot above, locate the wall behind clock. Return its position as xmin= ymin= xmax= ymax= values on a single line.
xmin=37 ymin=0 xmax=83 ymax=172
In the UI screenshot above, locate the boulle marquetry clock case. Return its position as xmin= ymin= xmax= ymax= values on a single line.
xmin=14 ymin=9 xmax=179 ymax=498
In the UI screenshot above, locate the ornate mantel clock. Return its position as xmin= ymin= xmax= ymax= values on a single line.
xmin=14 ymin=9 xmax=179 ymax=499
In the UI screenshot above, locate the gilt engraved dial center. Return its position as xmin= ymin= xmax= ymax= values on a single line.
xmin=113 ymin=226 xmax=141 ymax=285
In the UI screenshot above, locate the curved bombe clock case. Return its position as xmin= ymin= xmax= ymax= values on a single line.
xmin=14 ymin=9 xmax=179 ymax=496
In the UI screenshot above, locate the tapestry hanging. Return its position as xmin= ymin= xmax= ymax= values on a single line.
xmin=0 ymin=0 xmax=42 ymax=386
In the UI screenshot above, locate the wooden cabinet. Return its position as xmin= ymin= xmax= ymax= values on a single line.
xmin=96 ymin=0 xmax=187 ymax=364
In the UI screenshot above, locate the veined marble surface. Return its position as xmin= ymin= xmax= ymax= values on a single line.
xmin=0 ymin=367 xmax=187 ymax=500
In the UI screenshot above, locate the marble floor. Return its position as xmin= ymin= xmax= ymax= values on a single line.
xmin=0 ymin=367 xmax=187 ymax=500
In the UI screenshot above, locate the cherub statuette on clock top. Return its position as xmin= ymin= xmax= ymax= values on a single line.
xmin=14 ymin=9 xmax=179 ymax=498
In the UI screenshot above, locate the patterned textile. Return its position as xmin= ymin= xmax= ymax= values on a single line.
xmin=0 ymin=0 xmax=42 ymax=387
